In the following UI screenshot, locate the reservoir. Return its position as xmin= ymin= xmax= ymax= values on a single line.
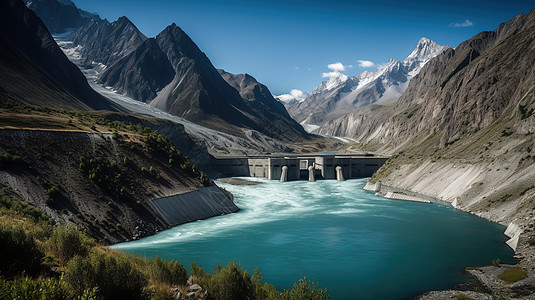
xmin=113 ymin=178 xmax=515 ymax=299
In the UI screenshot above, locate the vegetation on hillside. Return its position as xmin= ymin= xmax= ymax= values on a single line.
xmin=1 ymin=99 xmax=213 ymax=242
xmin=0 ymin=186 xmax=328 ymax=299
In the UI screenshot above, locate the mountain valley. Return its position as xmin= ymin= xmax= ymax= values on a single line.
xmin=1 ymin=0 xmax=535 ymax=298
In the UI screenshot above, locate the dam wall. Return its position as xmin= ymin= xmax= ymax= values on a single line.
xmin=146 ymin=185 xmax=239 ymax=226
xmin=211 ymin=154 xmax=388 ymax=181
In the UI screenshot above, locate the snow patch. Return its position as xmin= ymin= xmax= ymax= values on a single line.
xmin=301 ymin=124 xmax=320 ymax=133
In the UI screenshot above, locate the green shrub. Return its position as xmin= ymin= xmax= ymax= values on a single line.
xmin=0 ymin=188 xmax=50 ymax=223
xmin=0 ymin=224 xmax=44 ymax=278
xmin=200 ymin=171 xmax=211 ymax=186
xmin=499 ymin=267 xmax=528 ymax=283
xmin=251 ymin=268 xmax=281 ymax=300
xmin=150 ymin=256 xmax=188 ymax=286
xmin=45 ymin=186 xmax=60 ymax=205
xmin=492 ymin=258 xmax=502 ymax=267
xmin=200 ymin=261 xmax=254 ymax=300
xmin=0 ymin=276 xmax=68 ymax=300
xmin=281 ymin=277 xmax=329 ymax=300
xmin=190 ymin=261 xmax=206 ymax=278
xmin=47 ymin=226 xmax=95 ymax=263
xmin=64 ymin=250 xmax=147 ymax=300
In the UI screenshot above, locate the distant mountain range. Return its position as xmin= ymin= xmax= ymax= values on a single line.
xmin=285 ymin=37 xmax=449 ymax=127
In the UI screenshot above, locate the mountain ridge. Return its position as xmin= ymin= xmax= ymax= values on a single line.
xmin=98 ymin=37 xmax=175 ymax=102
xmin=286 ymin=37 xmax=449 ymax=126
xmin=24 ymin=0 xmax=96 ymax=33
xmin=1 ymin=0 xmax=121 ymax=111
xmin=73 ymin=15 xmax=147 ymax=68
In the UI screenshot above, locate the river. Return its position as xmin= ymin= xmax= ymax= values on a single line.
xmin=112 ymin=178 xmax=515 ymax=299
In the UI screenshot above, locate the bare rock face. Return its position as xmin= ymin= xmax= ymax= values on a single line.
xmin=1 ymin=0 xmax=120 ymax=111
xmin=218 ymin=69 xmax=309 ymax=141
xmin=24 ymin=0 xmax=95 ymax=33
xmin=98 ymin=38 xmax=175 ymax=102
xmin=150 ymin=23 xmax=264 ymax=135
xmin=73 ymin=16 xmax=147 ymax=68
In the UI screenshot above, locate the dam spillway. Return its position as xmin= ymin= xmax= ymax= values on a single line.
xmin=211 ymin=153 xmax=388 ymax=181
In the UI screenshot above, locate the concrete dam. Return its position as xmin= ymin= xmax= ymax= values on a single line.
xmin=211 ymin=153 xmax=389 ymax=182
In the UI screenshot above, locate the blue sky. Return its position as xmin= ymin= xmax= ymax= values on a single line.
xmin=72 ymin=0 xmax=534 ymax=96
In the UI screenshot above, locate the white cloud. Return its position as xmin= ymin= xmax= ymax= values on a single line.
xmin=322 ymin=71 xmax=344 ymax=78
xmin=275 ymin=89 xmax=306 ymax=103
xmin=322 ymin=62 xmax=349 ymax=79
xmin=451 ymin=19 xmax=474 ymax=28
xmin=357 ymin=60 xmax=375 ymax=68
xmin=327 ymin=62 xmax=345 ymax=72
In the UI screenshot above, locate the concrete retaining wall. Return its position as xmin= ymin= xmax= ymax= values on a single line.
xmin=146 ymin=185 xmax=239 ymax=226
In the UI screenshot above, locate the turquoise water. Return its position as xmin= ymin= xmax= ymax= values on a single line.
xmin=113 ymin=178 xmax=515 ymax=299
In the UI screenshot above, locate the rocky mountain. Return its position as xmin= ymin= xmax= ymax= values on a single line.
xmin=98 ymin=38 xmax=175 ymax=102
xmin=333 ymin=7 xmax=535 ymax=237
xmin=218 ymin=69 xmax=309 ymax=139
xmin=24 ymin=0 xmax=97 ymax=33
xmin=150 ymin=24 xmax=266 ymax=133
xmin=102 ymin=23 xmax=308 ymax=141
xmin=288 ymin=38 xmax=449 ymax=126
xmin=1 ymin=0 xmax=121 ymax=111
xmin=0 ymin=32 xmax=90 ymax=110
xmin=26 ymin=0 xmax=310 ymax=143
xmin=25 ymin=0 xmax=145 ymax=69
xmin=73 ymin=16 xmax=147 ymax=68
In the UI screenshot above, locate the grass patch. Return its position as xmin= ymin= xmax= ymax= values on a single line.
xmin=455 ymin=292 xmax=474 ymax=300
xmin=499 ymin=267 xmax=528 ymax=283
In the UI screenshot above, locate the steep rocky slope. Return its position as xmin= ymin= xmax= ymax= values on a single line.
xmin=152 ymin=23 xmax=277 ymax=135
xmin=24 ymin=0 xmax=96 ymax=33
xmin=1 ymin=0 xmax=120 ymax=111
xmin=0 ymin=107 xmax=237 ymax=244
xmin=98 ymin=38 xmax=175 ymax=102
xmin=0 ymin=33 xmax=89 ymax=110
xmin=73 ymin=16 xmax=147 ymax=68
xmin=218 ymin=69 xmax=309 ymax=140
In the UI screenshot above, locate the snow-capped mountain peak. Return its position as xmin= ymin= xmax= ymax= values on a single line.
xmin=324 ymin=74 xmax=348 ymax=90
xmin=404 ymin=37 xmax=450 ymax=75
